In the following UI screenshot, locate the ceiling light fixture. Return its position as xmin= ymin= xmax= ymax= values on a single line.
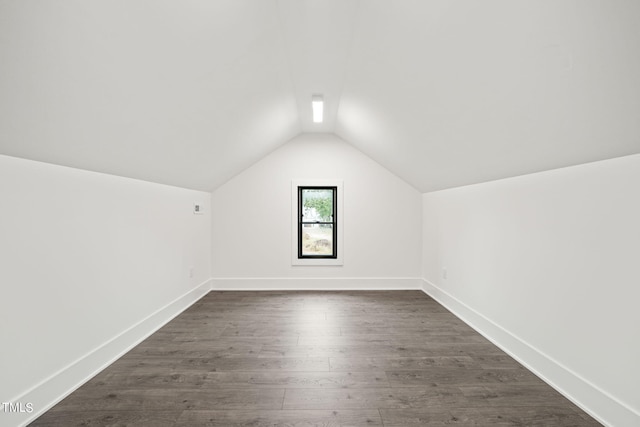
xmin=312 ymin=95 xmax=324 ymax=123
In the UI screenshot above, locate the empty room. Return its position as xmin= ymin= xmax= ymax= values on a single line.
xmin=1 ymin=1 xmax=639 ymax=426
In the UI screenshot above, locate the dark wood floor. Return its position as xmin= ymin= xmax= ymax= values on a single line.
xmin=31 ymin=291 xmax=601 ymax=426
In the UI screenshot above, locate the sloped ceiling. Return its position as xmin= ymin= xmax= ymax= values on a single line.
xmin=1 ymin=1 xmax=639 ymax=192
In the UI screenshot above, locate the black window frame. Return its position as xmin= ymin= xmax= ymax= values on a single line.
xmin=298 ymin=186 xmax=338 ymax=259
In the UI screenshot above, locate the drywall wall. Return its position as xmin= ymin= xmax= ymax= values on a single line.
xmin=0 ymin=155 xmax=211 ymax=426
xmin=422 ymin=154 xmax=640 ymax=426
xmin=211 ymin=133 xmax=422 ymax=288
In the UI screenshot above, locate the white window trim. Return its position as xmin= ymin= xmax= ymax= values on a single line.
xmin=291 ymin=179 xmax=344 ymax=266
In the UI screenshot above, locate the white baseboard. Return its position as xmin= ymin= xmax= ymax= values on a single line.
xmin=421 ymin=279 xmax=639 ymax=427
xmin=211 ymin=277 xmax=422 ymax=291
xmin=11 ymin=279 xmax=212 ymax=427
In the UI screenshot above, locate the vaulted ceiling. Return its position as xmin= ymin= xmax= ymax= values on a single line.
xmin=1 ymin=1 xmax=639 ymax=192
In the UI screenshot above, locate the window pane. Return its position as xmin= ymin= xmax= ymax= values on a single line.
xmin=302 ymin=189 xmax=333 ymax=222
xmin=301 ymin=224 xmax=334 ymax=256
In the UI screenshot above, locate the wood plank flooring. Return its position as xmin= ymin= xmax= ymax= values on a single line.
xmin=31 ymin=291 xmax=601 ymax=426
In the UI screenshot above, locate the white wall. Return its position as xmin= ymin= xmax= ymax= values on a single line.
xmin=0 ymin=155 xmax=211 ymax=426
xmin=211 ymin=133 xmax=422 ymax=288
xmin=422 ymin=154 xmax=640 ymax=427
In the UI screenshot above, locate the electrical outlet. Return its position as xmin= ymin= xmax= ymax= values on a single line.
xmin=193 ymin=203 xmax=203 ymax=215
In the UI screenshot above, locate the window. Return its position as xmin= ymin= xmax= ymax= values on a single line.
xmin=298 ymin=186 xmax=337 ymax=259
xmin=291 ymin=180 xmax=343 ymax=266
